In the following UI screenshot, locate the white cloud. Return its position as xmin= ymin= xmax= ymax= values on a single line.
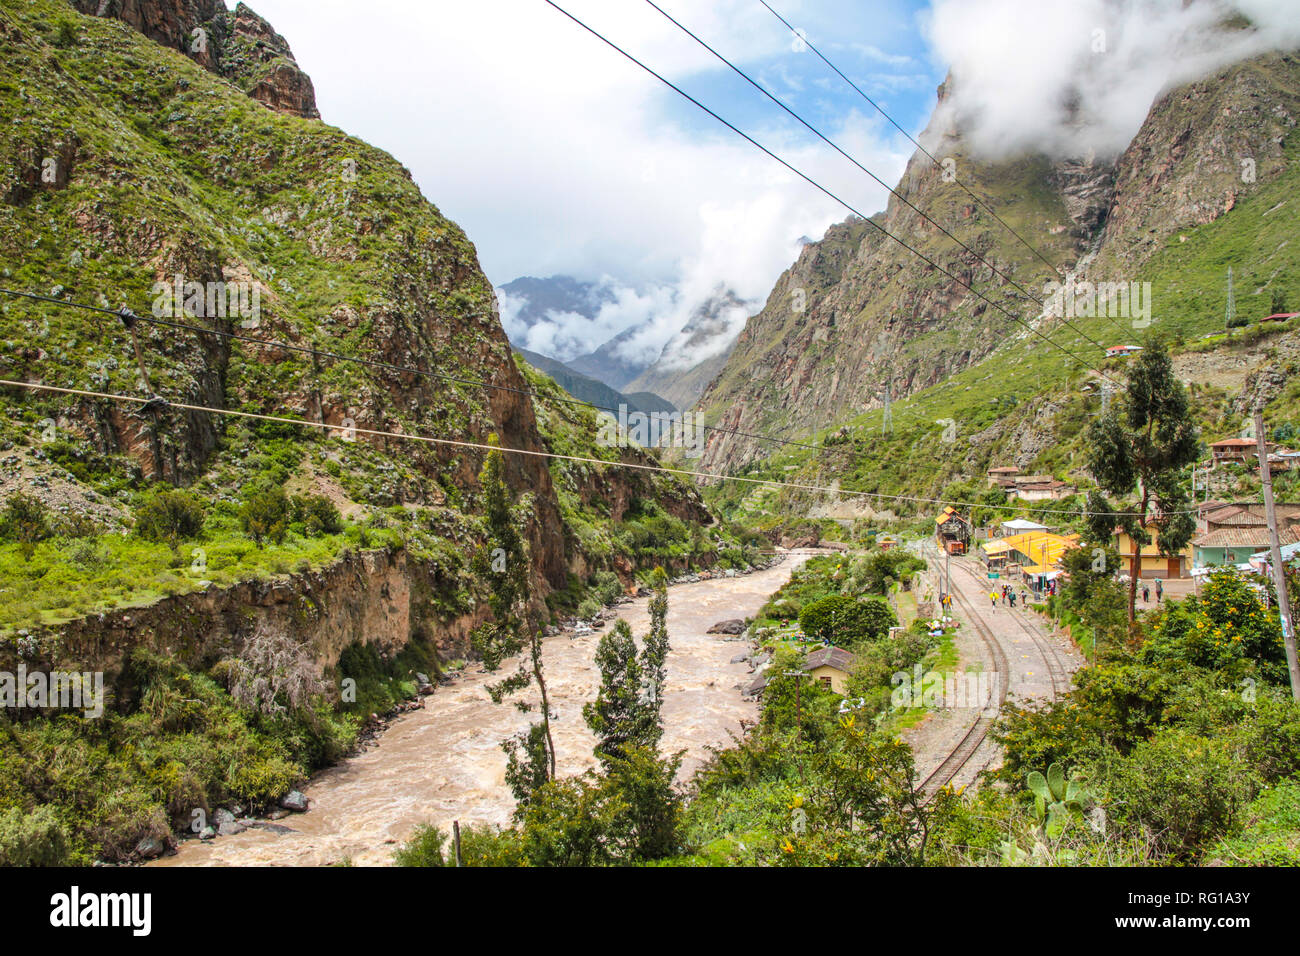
xmin=922 ymin=0 xmax=1300 ymax=160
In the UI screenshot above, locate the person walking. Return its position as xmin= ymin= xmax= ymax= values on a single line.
xmin=1009 ymin=590 xmax=1017 ymax=608
xmin=990 ymin=590 xmax=998 ymax=609
xmin=1142 ymin=583 xmax=1150 ymax=603
xmin=1155 ymin=578 xmax=1163 ymax=603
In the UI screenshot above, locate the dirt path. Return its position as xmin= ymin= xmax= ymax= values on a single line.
xmin=155 ymin=554 xmax=810 ymax=867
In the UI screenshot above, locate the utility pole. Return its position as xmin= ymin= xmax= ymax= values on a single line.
xmin=1254 ymin=410 xmax=1300 ymax=701
xmin=882 ymin=380 xmax=893 ymax=435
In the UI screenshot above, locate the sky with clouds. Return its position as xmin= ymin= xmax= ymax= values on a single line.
xmin=243 ymin=0 xmax=1300 ymax=366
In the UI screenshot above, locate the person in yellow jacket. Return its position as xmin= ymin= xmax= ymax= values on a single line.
xmin=989 ymin=590 xmax=998 ymax=609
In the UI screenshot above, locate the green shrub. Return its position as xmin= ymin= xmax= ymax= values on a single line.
xmin=135 ymin=488 xmax=207 ymax=552
xmin=241 ymin=487 xmax=291 ymax=547
xmin=1099 ymin=726 xmax=1253 ymax=860
xmin=291 ymin=494 xmax=342 ymax=536
xmin=393 ymin=824 xmax=448 ymax=866
xmin=0 ymin=491 xmax=51 ymax=560
xmin=0 ymin=805 xmax=71 ymax=866
xmin=799 ymin=595 xmax=896 ymax=646
xmin=1208 ymin=780 xmax=1300 ymax=865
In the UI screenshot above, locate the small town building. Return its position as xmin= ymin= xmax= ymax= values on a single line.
xmin=1210 ymin=437 xmax=1274 ymax=463
xmin=1113 ymin=521 xmax=1194 ymax=579
xmin=1260 ymin=312 xmax=1300 ymax=324
xmin=1106 ymin=345 xmax=1144 ymax=358
xmin=986 ymin=465 xmax=1020 ymax=488
xmin=1000 ymin=518 xmax=1049 ymax=536
xmin=1010 ymin=476 xmax=1074 ymax=501
xmin=1192 ymin=502 xmax=1300 ymax=569
xmin=804 ymin=646 xmax=855 ymax=695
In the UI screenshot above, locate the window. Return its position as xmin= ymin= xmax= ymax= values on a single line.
xmin=820 ymin=677 xmax=833 ymax=690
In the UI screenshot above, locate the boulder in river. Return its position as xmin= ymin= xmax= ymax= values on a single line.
xmin=707 ymin=619 xmax=746 ymax=635
xmin=729 ymin=652 xmax=751 ymax=664
xmin=279 ymin=790 xmax=310 ymax=813
xmin=134 ymin=835 xmax=168 ymax=859
xmin=215 ymin=809 xmax=246 ymax=836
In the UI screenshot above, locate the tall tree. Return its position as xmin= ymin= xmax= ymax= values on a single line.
xmin=583 ymin=619 xmax=644 ymax=767
xmin=1084 ymin=344 xmax=1200 ymax=624
xmin=640 ymin=566 xmax=670 ymax=746
xmin=585 ymin=567 xmax=671 ymax=765
xmin=470 ymin=438 xmax=556 ymax=801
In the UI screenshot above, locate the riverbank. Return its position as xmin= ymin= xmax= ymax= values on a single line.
xmin=155 ymin=551 xmax=813 ymax=866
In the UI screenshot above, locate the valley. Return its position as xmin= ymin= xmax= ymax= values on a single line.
xmin=0 ymin=0 xmax=1298 ymax=889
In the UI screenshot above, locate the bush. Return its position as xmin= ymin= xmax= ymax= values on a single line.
xmin=799 ymin=595 xmax=896 ymax=646
xmin=393 ymin=824 xmax=448 ymax=866
xmin=135 ymin=488 xmax=207 ymax=552
xmin=291 ymin=494 xmax=342 ymax=536
xmin=577 ymin=597 xmax=601 ymax=620
xmin=241 ymin=487 xmax=291 ymax=547
xmin=0 ymin=805 xmax=71 ymax=866
xmin=0 ymin=491 xmax=51 ymax=560
xmin=1207 ymin=780 xmax=1300 ymax=866
xmin=1099 ymin=726 xmax=1253 ymax=860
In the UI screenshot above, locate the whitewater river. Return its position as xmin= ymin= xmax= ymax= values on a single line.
xmin=157 ymin=552 xmax=811 ymax=866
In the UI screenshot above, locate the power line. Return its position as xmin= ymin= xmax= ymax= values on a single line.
xmin=644 ymin=0 xmax=1119 ymax=354
xmin=0 ymin=286 xmax=824 ymax=454
xmin=755 ymin=0 xmax=1136 ymax=344
xmin=0 ymin=377 xmax=1185 ymax=516
xmin=540 ymin=0 xmax=1123 ymax=390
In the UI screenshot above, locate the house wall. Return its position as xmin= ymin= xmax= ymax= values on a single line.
xmin=808 ymin=665 xmax=849 ymax=695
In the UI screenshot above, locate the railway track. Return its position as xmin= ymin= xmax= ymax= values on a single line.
xmin=953 ymin=560 xmax=1072 ymax=699
xmin=917 ymin=544 xmax=1010 ymax=799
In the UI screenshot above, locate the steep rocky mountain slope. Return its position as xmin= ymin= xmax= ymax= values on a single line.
xmin=0 ymin=0 xmax=730 ymax=655
xmin=697 ymin=49 xmax=1300 ymax=508
xmin=0 ymin=0 xmax=762 ymax=864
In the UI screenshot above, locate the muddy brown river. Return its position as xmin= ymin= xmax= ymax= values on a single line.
xmin=157 ymin=553 xmax=810 ymax=866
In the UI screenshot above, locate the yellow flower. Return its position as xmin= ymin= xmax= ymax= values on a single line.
xmin=782 ymin=839 xmax=795 ymax=854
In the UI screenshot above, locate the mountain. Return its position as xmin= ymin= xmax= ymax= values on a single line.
xmin=512 ymin=346 xmax=675 ymax=415
xmin=0 ymin=0 xmax=748 ymax=863
xmin=698 ymin=48 xmax=1300 ymax=492
xmin=626 ymin=286 xmax=750 ymax=411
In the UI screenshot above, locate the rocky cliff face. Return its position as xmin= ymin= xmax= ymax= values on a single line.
xmin=69 ymin=0 xmax=320 ymax=118
xmin=698 ymin=51 xmax=1300 ymax=475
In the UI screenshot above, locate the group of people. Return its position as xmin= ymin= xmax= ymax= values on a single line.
xmin=988 ymin=583 xmax=1028 ymax=609
xmin=1141 ymin=578 xmax=1165 ymax=603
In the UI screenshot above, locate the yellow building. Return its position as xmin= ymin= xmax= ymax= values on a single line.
xmin=804 ymin=646 xmax=855 ymax=695
xmin=1113 ymin=524 xmax=1193 ymax=579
